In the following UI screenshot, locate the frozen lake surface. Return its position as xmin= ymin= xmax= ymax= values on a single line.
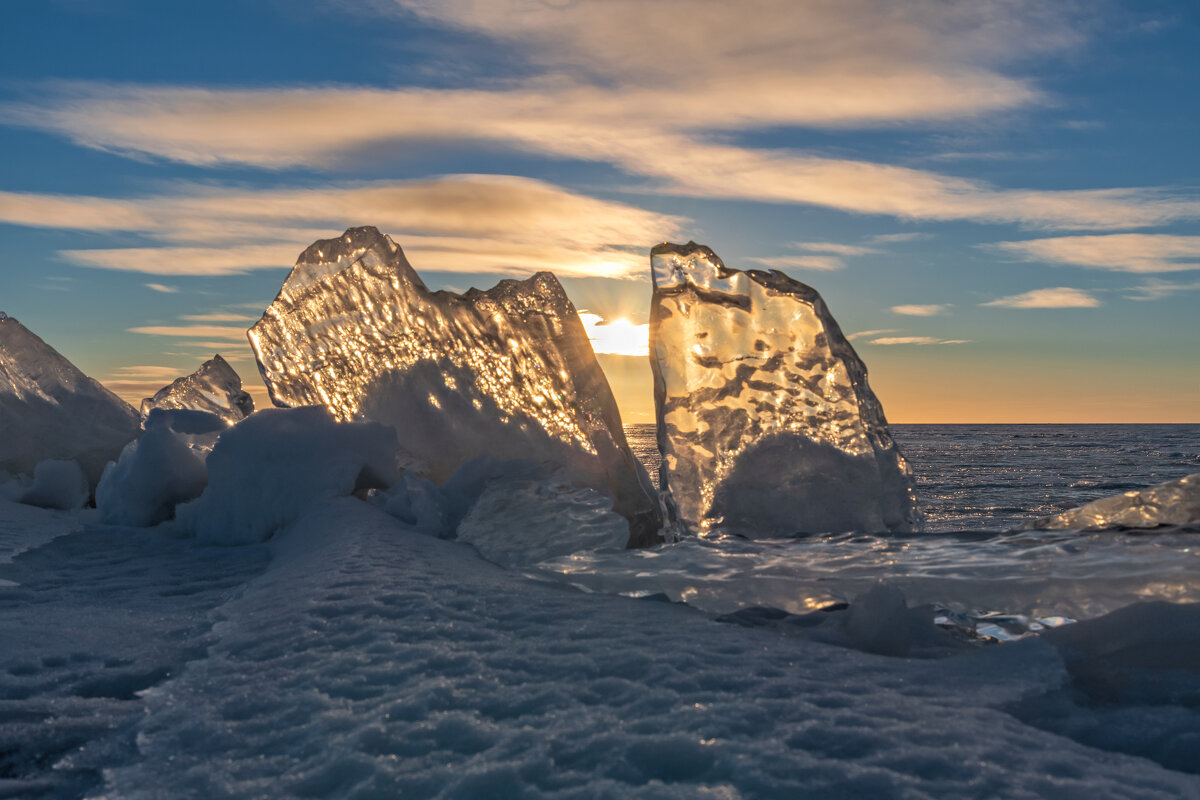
xmin=1 ymin=424 xmax=1198 ymax=797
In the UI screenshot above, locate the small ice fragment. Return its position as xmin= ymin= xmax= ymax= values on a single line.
xmin=139 ymin=354 xmax=254 ymax=427
xmin=1030 ymin=473 xmax=1200 ymax=530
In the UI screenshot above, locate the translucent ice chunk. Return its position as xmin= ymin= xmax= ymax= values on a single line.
xmin=1031 ymin=472 xmax=1200 ymax=531
xmin=649 ymin=241 xmax=916 ymax=536
xmin=139 ymin=354 xmax=255 ymax=427
xmin=0 ymin=314 xmax=140 ymax=489
xmin=249 ymin=227 xmax=661 ymax=547
xmin=457 ymin=469 xmax=631 ymax=568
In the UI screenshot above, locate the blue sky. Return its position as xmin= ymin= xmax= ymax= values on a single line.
xmin=1 ymin=0 xmax=1197 ymax=422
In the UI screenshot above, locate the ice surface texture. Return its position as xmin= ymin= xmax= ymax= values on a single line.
xmin=5 ymin=497 xmax=1200 ymax=797
xmin=1032 ymin=472 xmax=1200 ymax=531
xmin=139 ymin=354 xmax=254 ymax=426
xmin=249 ymin=226 xmax=660 ymax=547
xmin=649 ymin=242 xmax=916 ymax=536
xmin=0 ymin=315 xmax=140 ymax=489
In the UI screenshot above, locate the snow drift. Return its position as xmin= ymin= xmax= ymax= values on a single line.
xmin=177 ymin=406 xmax=397 ymax=544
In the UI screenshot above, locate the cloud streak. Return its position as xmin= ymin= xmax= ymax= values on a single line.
xmin=0 ymin=176 xmax=682 ymax=279
xmin=9 ymin=87 xmax=1194 ymax=231
xmin=866 ymin=336 xmax=970 ymax=345
xmin=891 ymin=304 xmax=949 ymax=316
xmin=3 ymin=5 xmax=1195 ymax=233
xmin=992 ymin=234 xmax=1200 ymax=273
xmin=981 ymin=287 xmax=1101 ymax=308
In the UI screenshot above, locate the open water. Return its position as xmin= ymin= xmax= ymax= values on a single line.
xmin=532 ymin=424 xmax=1200 ymax=635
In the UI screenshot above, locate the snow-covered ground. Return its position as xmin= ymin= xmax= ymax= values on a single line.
xmin=3 ymin=497 xmax=1199 ymax=798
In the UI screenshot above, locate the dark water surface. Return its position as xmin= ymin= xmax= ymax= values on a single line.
xmin=626 ymin=423 xmax=1200 ymax=532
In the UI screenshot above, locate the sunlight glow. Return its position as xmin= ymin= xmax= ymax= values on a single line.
xmin=579 ymin=312 xmax=650 ymax=357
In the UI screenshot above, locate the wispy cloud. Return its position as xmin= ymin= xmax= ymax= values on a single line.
xmin=5 ymin=88 xmax=1196 ymax=231
xmin=991 ymin=234 xmax=1200 ymax=273
xmin=891 ymin=304 xmax=949 ymax=316
xmin=750 ymin=239 xmax=886 ymax=272
xmin=0 ymin=177 xmax=681 ymax=279
xmin=866 ymin=336 xmax=970 ymax=345
xmin=127 ymin=324 xmax=248 ymax=340
xmin=108 ymin=365 xmax=190 ymax=381
xmin=846 ymin=328 xmax=900 ymax=341
xmin=100 ymin=364 xmax=189 ymax=404
xmin=3 ymin=6 xmax=1194 ymax=232
xmin=748 ymin=254 xmax=846 ymax=271
xmin=145 ymin=283 xmax=179 ymax=293
xmin=180 ymin=312 xmax=258 ymax=322
xmin=981 ymin=287 xmax=1101 ymax=308
xmin=789 ymin=241 xmax=881 ymax=256
xmin=867 ymin=232 xmax=933 ymax=244
xmin=1122 ymin=277 xmax=1200 ymax=301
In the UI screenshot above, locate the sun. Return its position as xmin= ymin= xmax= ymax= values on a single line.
xmin=578 ymin=312 xmax=650 ymax=357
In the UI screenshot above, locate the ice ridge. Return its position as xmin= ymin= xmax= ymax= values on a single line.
xmin=249 ymin=226 xmax=661 ymax=547
xmin=0 ymin=314 xmax=140 ymax=489
xmin=649 ymin=241 xmax=917 ymax=536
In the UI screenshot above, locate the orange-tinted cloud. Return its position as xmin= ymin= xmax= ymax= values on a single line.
xmin=0 ymin=177 xmax=682 ymax=278
xmin=981 ymin=287 xmax=1101 ymax=308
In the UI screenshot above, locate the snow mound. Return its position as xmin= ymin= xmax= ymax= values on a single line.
xmin=1032 ymin=472 xmax=1200 ymax=530
xmin=139 ymin=354 xmax=255 ymax=426
xmin=374 ymin=471 xmax=446 ymax=534
xmin=0 ymin=315 xmax=140 ymax=489
xmin=249 ymin=226 xmax=660 ymax=547
xmin=177 ymin=407 xmax=397 ymax=544
xmin=649 ymin=242 xmax=916 ymax=537
xmin=95 ymin=409 xmax=219 ymax=527
xmin=18 ymin=458 xmax=89 ymax=510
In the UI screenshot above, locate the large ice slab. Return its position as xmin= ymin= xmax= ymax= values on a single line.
xmin=139 ymin=354 xmax=254 ymax=427
xmin=0 ymin=313 xmax=140 ymax=489
xmin=1031 ymin=472 xmax=1200 ymax=531
xmin=649 ymin=242 xmax=916 ymax=536
xmin=248 ymin=227 xmax=661 ymax=547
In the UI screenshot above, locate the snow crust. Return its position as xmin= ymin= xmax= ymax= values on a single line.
xmin=649 ymin=242 xmax=915 ymax=537
xmin=249 ymin=226 xmax=660 ymax=547
xmin=0 ymin=315 xmax=140 ymax=489
xmin=177 ymin=407 xmax=397 ymax=545
xmin=95 ymin=409 xmax=217 ymax=527
xmin=139 ymin=354 xmax=255 ymax=426
xmin=1032 ymin=472 xmax=1200 ymax=530
xmin=2 ymin=498 xmax=1199 ymax=797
